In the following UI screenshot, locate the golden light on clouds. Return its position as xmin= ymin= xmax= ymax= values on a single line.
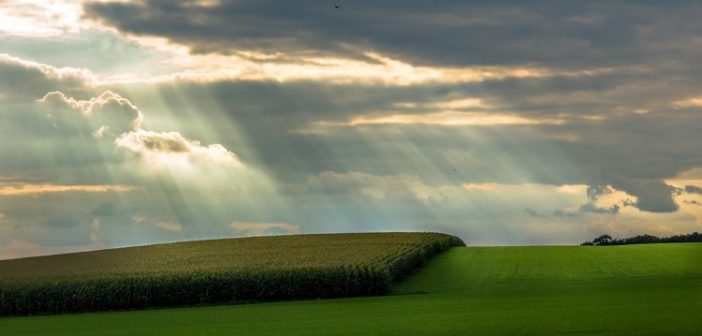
xmin=462 ymin=183 xmax=588 ymax=194
xmin=115 ymin=130 xmax=243 ymax=170
xmin=352 ymin=112 xmax=564 ymax=127
xmin=431 ymin=98 xmax=489 ymax=109
xmin=0 ymin=0 xmax=83 ymax=37
xmin=39 ymin=90 xmax=143 ymax=122
xmin=673 ymin=96 xmax=702 ymax=108
xmin=0 ymin=184 xmax=138 ymax=196
xmin=304 ymin=112 xmax=565 ymax=131
xmin=666 ymin=178 xmax=702 ymax=228
xmin=96 ymin=39 xmax=610 ymax=86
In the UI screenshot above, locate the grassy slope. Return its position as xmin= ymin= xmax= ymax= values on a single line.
xmin=1 ymin=244 xmax=701 ymax=335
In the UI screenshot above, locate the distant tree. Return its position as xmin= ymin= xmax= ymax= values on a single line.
xmin=582 ymin=232 xmax=702 ymax=246
xmin=592 ymin=234 xmax=613 ymax=246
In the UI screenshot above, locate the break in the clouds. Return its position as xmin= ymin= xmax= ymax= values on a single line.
xmin=2 ymin=0 xmax=702 ymax=258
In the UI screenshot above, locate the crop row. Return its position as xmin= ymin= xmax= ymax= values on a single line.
xmin=0 ymin=233 xmax=464 ymax=315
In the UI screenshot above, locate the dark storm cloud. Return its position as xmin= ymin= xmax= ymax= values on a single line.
xmin=85 ymin=1 xmax=702 ymax=67
xmin=684 ymin=185 xmax=702 ymax=195
xmin=609 ymin=178 xmax=679 ymax=213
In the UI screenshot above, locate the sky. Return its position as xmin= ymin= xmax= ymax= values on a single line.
xmin=2 ymin=0 xmax=702 ymax=259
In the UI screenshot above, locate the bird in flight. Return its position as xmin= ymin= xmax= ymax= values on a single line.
xmin=334 ymin=4 xmax=342 ymax=9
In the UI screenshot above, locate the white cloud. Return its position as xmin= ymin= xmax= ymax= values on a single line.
xmin=0 ymin=53 xmax=95 ymax=88
xmin=115 ymin=130 xmax=243 ymax=170
xmin=153 ymin=220 xmax=184 ymax=232
xmin=39 ymin=90 xmax=143 ymax=136
xmin=39 ymin=90 xmax=142 ymax=123
xmin=93 ymin=125 xmax=110 ymax=138
xmin=35 ymin=89 xmax=245 ymax=174
xmin=0 ymin=0 xmax=83 ymax=37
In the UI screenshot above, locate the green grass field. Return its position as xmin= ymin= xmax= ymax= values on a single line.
xmin=1 ymin=243 xmax=701 ymax=335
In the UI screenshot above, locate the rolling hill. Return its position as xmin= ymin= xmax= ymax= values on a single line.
xmin=1 ymin=241 xmax=701 ymax=335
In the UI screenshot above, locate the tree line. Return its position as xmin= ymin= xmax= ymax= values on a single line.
xmin=581 ymin=232 xmax=702 ymax=246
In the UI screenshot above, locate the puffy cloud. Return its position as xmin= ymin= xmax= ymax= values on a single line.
xmin=115 ymin=130 xmax=242 ymax=170
xmin=153 ymin=220 xmax=184 ymax=232
xmin=0 ymin=56 xmax=115 ymax=181
xmin=0 ymin=52 xmax=265 ymax=257
xmin=32 ymin=88 xmax=244 ymax=175
xmin=39 ymin=90 xmax=143 ymax=137
xmin=578 ymin=185 xmax=622 ymax=215
xmin=0 ymin=52 xmax=244 ymax=179
xmin=0 ymin=53 xmax=94 ymax=99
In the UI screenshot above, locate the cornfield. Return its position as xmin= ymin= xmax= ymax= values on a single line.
xmin=0 ymin=232 xmax=464 ymax=315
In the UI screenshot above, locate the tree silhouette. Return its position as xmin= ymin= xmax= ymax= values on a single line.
xmin=592 ymin=234 xmax=613 ymax=246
